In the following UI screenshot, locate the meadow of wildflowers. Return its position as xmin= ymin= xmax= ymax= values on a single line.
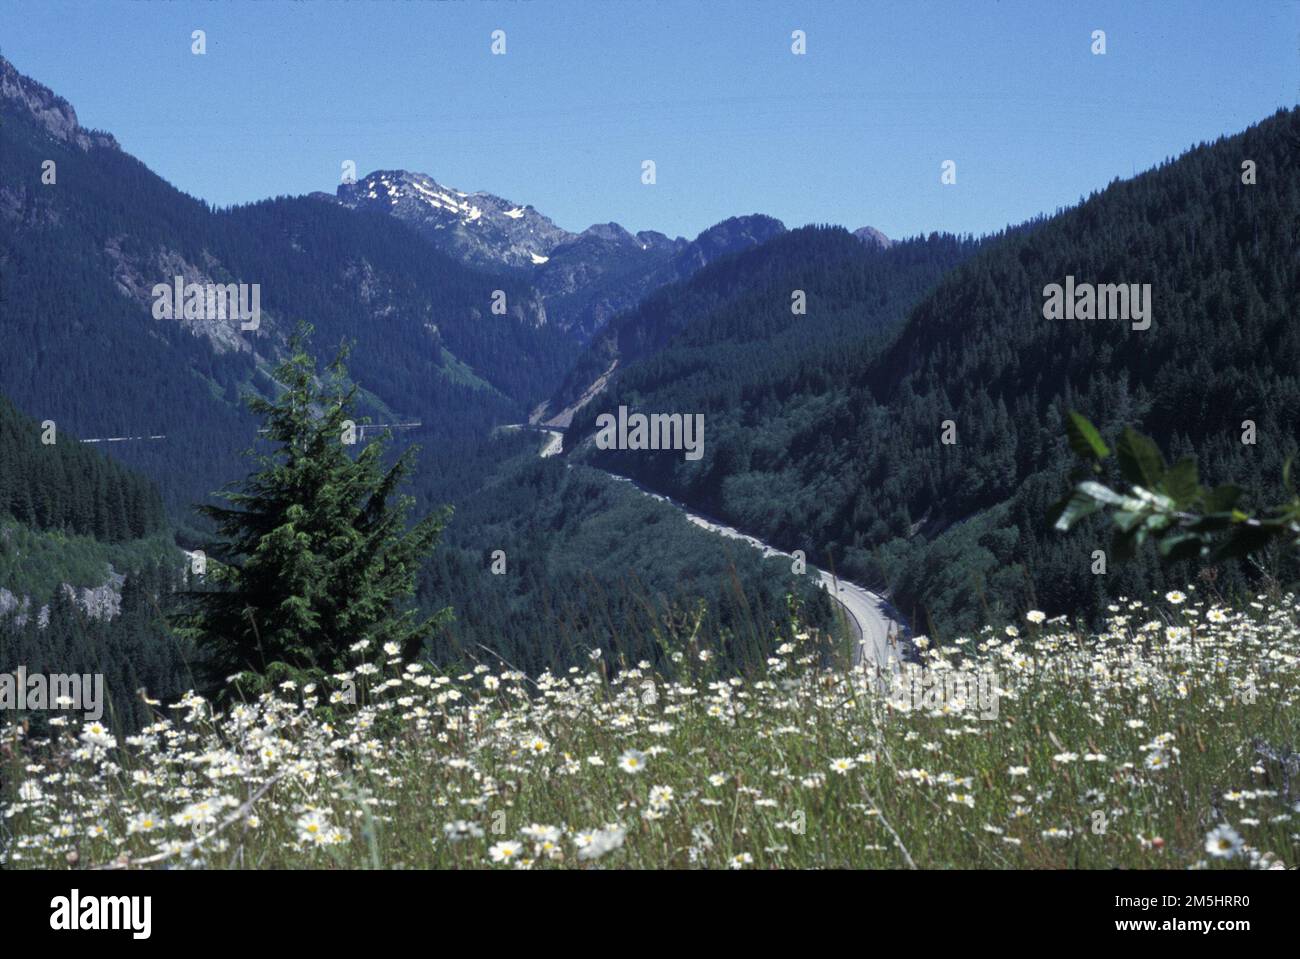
xmin=3 ymin=588 xmax=1297 ymax=870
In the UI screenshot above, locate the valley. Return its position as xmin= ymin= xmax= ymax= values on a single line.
xmin=511 ymin=422 xmax=906 ymax=669
xmin=3 ymin=44 xmax=1297 ymax=684
xmin=0 ymin=1 xmax=1296 ymax=888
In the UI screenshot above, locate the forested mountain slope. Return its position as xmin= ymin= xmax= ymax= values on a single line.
xmin=533 ymin=214 xmax=786 ymax=342
xmin=0 ymin=395 xmax=165 ymax=542
xmin=334 ymin=167 xmax=787 ymax=340
xmin=416 ymin=430 xmax=838 ymax=676
xmin=562 ymin=223 xmax=984 ymax=511
xmin=569 ymin=108 xmax=1299 ymax=633
xmin=0 ymin=55 xmax=577 ymax=524
xmin=545 ymin=224 xmax=966 ymax=425
xmin=0 ymin=55 xmax=841 ymax=702
xmin=0 ymin=394 xmax=191 ymax=730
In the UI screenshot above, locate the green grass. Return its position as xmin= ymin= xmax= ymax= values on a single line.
xmin=0 ymin=518 xmax=177 ymax=601
xmin=437 ymin=347 xmax=505 ymax=396
xmin=3 ymin=586 xmax=1297 ymax=869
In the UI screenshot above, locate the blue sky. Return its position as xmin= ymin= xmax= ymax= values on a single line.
xmin=2 ymin=1 xmax=1295 ymax=241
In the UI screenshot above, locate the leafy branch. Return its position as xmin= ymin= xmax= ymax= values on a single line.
xmin=1050 ymin=412 xmax=1300 ymax=562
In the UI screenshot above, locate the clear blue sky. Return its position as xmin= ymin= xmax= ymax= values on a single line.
xmin=2 ymin=0 xmax=1296 ymax=241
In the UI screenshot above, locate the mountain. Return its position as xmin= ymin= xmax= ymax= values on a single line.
xmin=333 ymin=167 xmax=785 ymax=338
xmin=532 ymin=213 xmax=787 ymax=343
xmin=0 ymin=55 xmax=578 ymax=522
xmin=0 ymin=55 xmax=836 ymax=698
xmin=566 ymin=108 xmax=1300 ymax=633
xmin=415 ymin=430 xmax=836 ymax=677
xmin=853 ymin=226 xmax=892 ymax=249
xmin=0 ymin=390 xmax=189 ymax=730
xmin=539 ymin=221 xmax=927 ymax=427
xmin=336 ymin=169 xmax=573 ymax=271
xmin=0 ymin=56 xmax=118 ymax=153
xmin=0 ymin=394 xmax=165 ymax=544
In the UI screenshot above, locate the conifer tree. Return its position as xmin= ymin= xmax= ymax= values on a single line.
xmin=177 ymin=326 xmax=451 ymax=696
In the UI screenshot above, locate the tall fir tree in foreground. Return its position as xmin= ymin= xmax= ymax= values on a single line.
xmin=177 ymin=327 xmax=450 ymax=696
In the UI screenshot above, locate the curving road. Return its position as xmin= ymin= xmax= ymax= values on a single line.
xmin=508 ymin=425 xmax=907 ymax=672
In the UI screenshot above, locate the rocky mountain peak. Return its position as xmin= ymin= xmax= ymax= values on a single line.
xmin=852 ymin=225 xmax=892 ymax=249
xmin=337 ymin=169 xmax=575 ymax=270
xmin=577 ymin=221 xmax=638 ymax=246
xmin=672 ymin=214 xmax=786 ymax=269
xmin=0 ymin=55 xmax=118 ymax=151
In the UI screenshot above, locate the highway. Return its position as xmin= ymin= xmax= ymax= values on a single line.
xmin=511 ymin=425 xmax=907 ymax=672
